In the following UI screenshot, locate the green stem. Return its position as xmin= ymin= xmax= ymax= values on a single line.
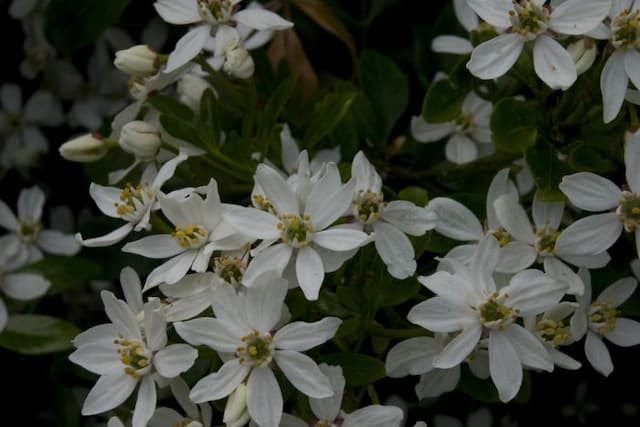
xmin=367 ymin=385 xmax=380 ymax=405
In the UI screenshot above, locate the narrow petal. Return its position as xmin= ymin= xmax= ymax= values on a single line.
xmin=454 ymin=0 xmax=479 ymax=30
xmin=496 ymin=241 xmax=537 ymax=273
xmin=223 ymin=206 xmax=281 ymax=240
xmin=503 ymin=270 xmax=565 ymax=316
xmin=382 ymin=201 xmax=437 ymax=235
xmin=410 ymin=116 xmax=455 ymax=142
xmin=190 ymin=359 xmax=250 ymax=402
xmin=429 ymin=197 xmax=483 ymax=241
xmin=81 ymin=373 xmax=138 ymax=415
xmin=273 ymin=317 xmax=341 ymax=351
xmin=532 ymin=196 xmax=564 ymax=230
xmin=544 ymin=256 xmax=584 ymax=295
xmin=309 ymin=364 xmax=344 ymax=421
xmin=417 ymin=271 xmax=474 ymax=307
xmin=559 ymin=172 xmax=622 ymax=211
xmin=101 ymin=291 xmax=141 ymax=340
xmin=37 ymin=230 xmax=81 ymax=255
xmin=407 ymin=297 xmax=477 ymax=332
xmin=132 ymin=375 xmax=156 ymax=427
xmin=549 ymin=0 xmax=611 ymax=35
xmin=625 ymin=130 xmax=640 ymax=194
xmin=1 ymin=273 xmax=50 ymax=300
xmin=433 ymin=324 xmax=482 ymax=369
xmin=533 ymin=35 xmax=576 ymax=90
xmin=585 ymin=331 xmax=613 ymax=376
xmin=144 ymin=302 xmax=167 ymax=352
xmin=445 ymin=134 xmax=478 ymax=165
xmin=467 ymin=0 xmax=513 ymax=27
xmin=153 ymin=344 xmax=198 ymax=378
xmin=68 ymin=342 xmax=122 ymax=375
xmin=605 ymin=318 xmax=640 ymax=346
xmin=144 ymin=251 xmax=198 ymax=291
xmin=486 ymin=168 xmax=518 ymax=231
xmin=494 ymin=195 xmax=535 ymax=244
xmin=601 ymin=51 xmax=628 ymax=123
xmin=0 ymin=199 xmax=18 ymax=231
xmin=154 ymin=0 xmax=201 ymax=24
xmin=122 ymin=235 xmax=185 ymax=259
xmin=256 ymin=163 xmax=299 ymax=215
xmin=625 ymin=49 xmax=640 ymax=101
xmin=503 ymin=324 xmax=553 ymax=371
xmin=72 ymin=324 xmax=118 ymax=347
xmin=343 ymin=406 xmax=404 ymax=427
xmin=554 ymin=213 xmax=622 ymax=256
xmin=373 ymin=222 xmax=415 ymax=277
xmin=243 ymin=243 xmax=292 ymax=286
xmin=296 ymin=246 xmax=324 ymax=300
xmin=489 ymin=331 xmax=522 ymax=402
xmin=77 ymin=223 xmax=134 ymax=247
xmin=274 ymin=350 xmax=333 ymax=398
xmin=414 ymin=367 xmax=461 ymax=400
xmin=232 ymin=9 xmax=293 ymax=30
xmin=246 ymin=272 xmax=288 ymax=331
xmin=120 ymin=267 xmax=143 ymax=315
xmin=385 ymin=337 xmax=443 ymax=377
xmin=174 ymin=318 xmax=240 ymax=352
xmin=431 ymin=35 xmax=473 ymax=54
xmin=596 ymin=277 xmax=637 ymax=307
xmin=17 ymin=186 xmax=45 ymax=222
xmin=467 ymin=34 xmax=524 ymax=80
xmin=307 ymin=171 xmax=355 ymax=231
xmin=165 ymin=26 xmax=210 ymax=73
xmin=313 ymin=228 xmax=370 ymax=251
xmin=0 ymin=298 xmax=6 ymax=332
xmin=247 ymin=368 xmax=283 ymax=427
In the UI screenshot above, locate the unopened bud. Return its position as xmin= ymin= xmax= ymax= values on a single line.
xmin=224 ymin=384 xmax=250 ymax=427
xmin=567 ymin=39 xmax=596 ymax=76
xmin=119 ymin=121 xmax=161 ymax=161
xmin=59 ymin=133 xmax=109 ymax=162
xmin=114 ymin=45 xmax=160 ymax=77
xmin=178 ymin=73 xmax=213 ymax=111
xmin=223 ymin=48 xmax=255 ymax=79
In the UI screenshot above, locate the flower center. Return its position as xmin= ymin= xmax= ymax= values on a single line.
xmin=314 ymin=421 xmax=339 ymax=427
xmin=236 ymin=330 xmax=273 ymax=367
xmin=508 ymin=0 xmax=550 ymax=38
xmin=353 ymin=190 xmax=385 ymax=225
xmin=535 ymin=225 xmax=560 ymax=255
xmin=617 ymin=191 xmax=640 ymax=231
xmin=18 ymin=220 xmax=42 ymax=243
xmin=479 ymin=292 xmax=517 ymax=329
xmin=172 ymin=224 xmax=209 ymax=248
xmin=535 ymin=318 xmax=571 ymax=347
xmin=198 ymin=0 xmax=233 ymax=25
xmin=612 ymin=8 xmax=640 ymax=49
xmin=115 ymin=338 xmax=151 ymax=378
xmin=589 ymin=301 xmax=618 ymax=334
xmin=115 ymin=182 xmax=154 ymax=221
xmin=278 ymin=214 xmax=313 ymax=248
xmin=172 ymin=420 xmax=194 ymax=427
xmin=213 ymin=254 xmax=246 ymax=285
xmin=455 ymin=113 xmax=473 ymax=133
xmin=252 ymin=194 xmax=276 ymax=215
xmin=492 ymin=227 xmax=512 ymax=247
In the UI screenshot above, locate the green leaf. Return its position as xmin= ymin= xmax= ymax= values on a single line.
xmin=568 ymin=142 xmax=617 ymax=173
xmin=378 ymin=277 xmax=420 ymax=307
xmin=149 ymin=95 xmax=195 ymax=122
xmin=319 ymin=352 xmax=386 ymax=386
xmin=45 ymin=0 xmax=129 ymax=53
xmin=0 ymin=315 xmax=80 ymax=355
xmin=304 ymin=91 xmax=357 ymax=147
xmin=20 ymin=255 xmax=103 ymax=295
xmin=260 ymin=75 xmax=298 ymax=137
xmin=359 ymin=50 xmax=409 ymax=139
xmin=160 ymin=115 xmax=201 ymax=145
xmin=397 ymin=186 xmax=429 ymax=206
xmin=199 ymin=89 xmax=222 ymax=146
xmin=491 ymin=98 xmax=539 ymax=153
xmin=526 ymin=141 xmax=568 ymax=201
xmin=422 ymin=78 xmax=467 ymax=123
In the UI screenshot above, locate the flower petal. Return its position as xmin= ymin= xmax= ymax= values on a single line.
xmin=101 ymin=290 xmax=141 ymax=340
xmin=313 ymin=228 xmax=370 ymax=251
xmin=601 ymin=51 xmax=628 ymax=123
xmin=296 ymin=246 xmax=324 ymax=300
xmin=166 ymin=25 xmax=210 ymax=73
xmin=76 ymin=223 xmax=134 ymax=247
xmin=0 ymin=199 xmax=18 ymax=231
xmin=494 ymin=195 xmax=535 ymax=244
xmin=247 ymin=368 xmax=283 ymax=427
xmin=407 ymin=297 xmax=477 ymax=332
xmin=1 ymin=273 xmax=50 ymax=300
xmin=153 ymin=344 xmax=198 ymax=378
xmin=467 ymin=34 xmax=524 ymax=80
xmin=382 ymin=200 xmax=436 ymax=235
xmin=585 ymin=331 xmax=613 ymax=376
xmin=343 ymin=406 xmax=404 ymax=427
xmin=385 ymin=336 xmax=443 ymax=377
xmin=502 ymin=324 xmax=553 ymax=371
xmin=274 ymin=350 xmax=333 ymax=398
xmin=132 ymin=375 xmax=156 ymax=427
xmin=549 ymin=0 xmax=610 ymax=35
xmin=489 ymin=331 xmax=522 ymax=402
xmin=190 ymin=359 xmax=251 ymax=402
xmin=243 ymin=243 xmax=292 ymax=286
xmin=309 ymin=364 xmax=344 ymax=421
xmin=554 ymin=213 xmax=622 ymax=256
xmin=144 ymin=250 xmax=198 ymax=291
xmin=605 ymin=318 xmax=640 ymax=347
xmin=429 ymin=197 xmax=483 ymax=241
xmin=233 ymin=9 xmax=293 ymax=30
xmin=445 ymin=134 xmax=478 ymax=165
xmin=122 ymin=235 xmax=185 ymax=259
xmin=154 ymin=0 xmax=201 ymax=24
xmin=596 ymin=277 xmax=637 ymax=307
xmin=174 ymin=318 xmax=240 ymax=353
xmin=274 ymin=317 xmax=341 ymax=351
xmin=559 ymin=172 xmax=622 ymax=211
xmin=414 ymin=367 xmax=461 ymax=400
xmin=81 ymin=373 xmax=138 ymax=415
xmin=431 ymin=35 xmax=473 ymax=54
xmin=37 ymin=230 xmax=81 ymax=255
xmin=433 ymin=324 xmax=482 ymax=369
xmin=532 ymin=196 xmax=564 ymax=230
xmin=223 ymin=206 xmax=281 ymax=240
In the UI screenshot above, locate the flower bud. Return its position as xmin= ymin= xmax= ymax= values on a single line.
xmin=567 ymin=39 xmax=596 ymax=76
xmin=223 ymin=384 xmax=250 ymax=427
xmin=114 ymin=45 xmax=159 ymax=77
xmin=223 ymin=48 xmax=255 ymax=79
xmin=59 ymin=133 xmax=109 ymax=162
xmin=178 ymin=73 xmax=213 ymax=111
xmin=119 ymin=121 xmax=161 ymax=161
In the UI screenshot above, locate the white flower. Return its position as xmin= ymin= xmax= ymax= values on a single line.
xmin=493 ymin=193 xmax=612 ymax=294
xmin=0 ymin=186 xmax=80 ymax=263
xmin=59 ymin=133 xmax=110 ymax=162
xmin=224 ymin=163 xmax=370 ymax=300
xmin=599 ymin=0 xmax=640 ymax=122
xmin=177 ymin=72 xmax=213 ymax=111
xmin=408 ymin=237 xmax=565 ymax=402
xmin=123 ymin=179 xmax=250 ymax=291
xmin=282 ymin=364 xmax=404 ymax=427
xmin=0 ymin=235 xmax=50 ymax=332
xmin=114 ymin=45 xmax=160 ymax=77
xmin=69 ymin=292 xmax=198 ymax=425
xmin=428 ymin=168 xmax=537 ymax=273
xmin=0 ymin=83 xmax=63 ymax=172
xmin=350 ymin=151 xmax=436 ymax=279
xmin=524 ymin=302 xmax=582 ymax=369
xmin=411 ymin=91 xmax=493 ymax=165
xmin=159 ymin=272 xmax=217 ymax=322
xmin=571 ymin=268 xmax=640 ymax=376
xmin=154 ymin=0 xmax=293 ymax=72
xmin=558 ymin=129 xmax=640 ymax=258
xmin=174 ymin=273 xmax=341 ymax=427
xmin=385 ymin=333 xmax=462 ymax=400
xmin=280 ymin=123 xmax=340 ymax=177
xmin=77 ymin=151 xmax=188 ymax=247
xmin=466 ymin=0 xmax=611 ymax=89
xmin=119 ymin=120 xmax=162 ymax=161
